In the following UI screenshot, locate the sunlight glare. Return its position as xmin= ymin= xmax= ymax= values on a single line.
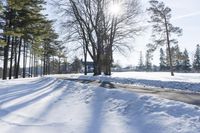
xmin=109 ymin=3 xmax=121 ymax=16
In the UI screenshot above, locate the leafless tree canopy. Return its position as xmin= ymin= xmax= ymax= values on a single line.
xmin=53 ymin=0 xmax=142 ymax=75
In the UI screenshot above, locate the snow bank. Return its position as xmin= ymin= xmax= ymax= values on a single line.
xmin=53 ymin=72 xmax=200 ymax=92
xmin=0 ymin=77 xmax=200 ymax=133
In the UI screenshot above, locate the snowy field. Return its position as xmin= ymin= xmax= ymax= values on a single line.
xmin=0 ymin=75 xmax=200 ymax=133
xmin=53 ymin=72 xmax=200 ymax=92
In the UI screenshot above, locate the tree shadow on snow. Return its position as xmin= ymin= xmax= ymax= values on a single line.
xmin=0 ymin=78 xmax=65 ymax=118
xmin=85 ymin=88 xmax=106 ymax=133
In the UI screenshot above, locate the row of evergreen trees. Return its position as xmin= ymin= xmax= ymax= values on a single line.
xmin=159 ymin=44 xmax=200 ymax=72
xmin=0 ymin=0 xmax=66 ymax=80
xmin=137 ymin=50 xmax=155 ymax=71
xmin=159 ymin=45 xmax=191 ymax=72
xmin=137 ymin=44 xmax=200 ymax=72
xmin=193 ymin=44 xmax=200 ymax=71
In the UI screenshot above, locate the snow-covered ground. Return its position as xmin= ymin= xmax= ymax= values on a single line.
xmin=52 ymin=72 xmax=200 ymax=92
xmin=0 ymin=76 xmax=200 ymax=133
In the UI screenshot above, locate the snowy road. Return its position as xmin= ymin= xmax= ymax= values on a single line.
xmin=62 ymin=78 xmax=200 ymax=106
xmin=0 ymin=77 xmax=200 ymax=133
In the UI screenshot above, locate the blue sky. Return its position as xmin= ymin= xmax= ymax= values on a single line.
xmin=116 ymin=0 xmax=200 ymax=67
xmin=45 ymin=0 xmax=200 ymax=67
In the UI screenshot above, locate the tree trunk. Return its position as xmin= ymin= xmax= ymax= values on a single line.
xmin=83 ymin=47 xmax=87 ymax=75
xmin=3 ymin=10 xmax=13 ymax=80
xmin=31 ymin=52 xmax=33 ymax=77
xmin=164 ymin=16 xmax=174 ymax=76
xmin=23 ymin=42 xmax=27 ymax=78
xmin=93 ymin=61 xmax=98 ymax=76
xmin=15 ymin=37 xmax=22 ymax=78
xmin=58 ymin=56 xmax=61 ymax=74
xmin=43 ymin=54 xmax=46 ymax=75
xmin=28 ymin=49 xmax=31 ymax=76
xmin=9 ymin=36 xmax=15 ymax=79
xmin=33 ymin=53 xmax=36 ymax=77
xmin=52 ymin=56 xmax=55 ymax=74
xmin=40 ymin=58 xmax=43 ymax=76
xmin=3 ymin=36 xmax=10 ymax=80
xmin=35 ymin=58 xmax=38 ymax=77
xmin=14 ymin=37 xmax=18 ymax=78
xmin=93 ymin=57 xmax=101 ymax=76
xmin=47 ymin=56 xmax=50 ymax=75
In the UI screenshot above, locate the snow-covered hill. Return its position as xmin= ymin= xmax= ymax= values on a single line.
xmin=0 ymin=76 xmax=200 ymax=133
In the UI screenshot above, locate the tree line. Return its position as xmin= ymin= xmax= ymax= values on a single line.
xmin=0 ymin=0 xmax=67 ymax=80
xmin=137 ymin=44 xmax=200 ymax=72
xmin=0 ymin=0 xmax=198 ymax=78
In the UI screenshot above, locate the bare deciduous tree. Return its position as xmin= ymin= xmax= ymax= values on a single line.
xmin=54 ymin=0 xmax=142 ymax=75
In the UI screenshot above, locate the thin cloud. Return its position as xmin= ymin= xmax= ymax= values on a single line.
xmin=173 ymin=11 xmax=200 ymax=20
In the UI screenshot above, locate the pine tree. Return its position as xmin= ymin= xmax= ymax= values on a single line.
xmin=138 ymin=51 xmax=144 ymax=71
xmin=145 ymin=50 xmax=153 ymax=71
xmin=165 ymin=45 xmax=183 ymax=71
xmin=40 ymin=21 xmax=59 ymax=75
xmin=173 ymin=45 xmax=182 ymax=71
xmin=165 ymin=46 xmax=174 ymax=70
xmin=71 ymin=56 xmax=82 ymax=73
xmin=193 ymin=44 xmax=200 ymax=72
xmin=0 ymin=1 xmax=2 ymax=11
xmin=147 ymin=0 xmax=182 ymax=76
xmin=1 ymin=0 xmax=58 ymax=79
xmin=159 ymin=48 xmax=166 ymax=71
xmin=0 ymin=1 xmax=6 ymax=46
xmin=14 ymin=0 xmax=47 ymax=78
xmin=182 ymin=49 xmax=191 ymax=72
xmin=2 ymin=0 xmax=15 ymax=80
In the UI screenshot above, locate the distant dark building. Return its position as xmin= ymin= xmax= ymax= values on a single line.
xmin=82 ymin=61 xmax=94 ymax=73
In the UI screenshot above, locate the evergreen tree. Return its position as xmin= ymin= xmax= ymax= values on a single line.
xmin=14 ymin=0 xmax=48 ymax=78
xmin=41 ymin=21 xmax=59 ymax=75
xmin=182 ymin=49 xmax=191 ymax=72
xmin=165 ymin=44 xmax=183 ymax=71
xmin=173 ymin=45 xmax=182 ymax=71
xmin=138 ymin=51 xmax=144 ymax=71
xmin=145 ymin=50 xmax=153 ymax=71
xmin=147 ymin=0 xmax=182 ymax=76
xmin=71 ymin=56 xmax=82 ymax=73
xmin=1 ymin=0 xmax=59 ymax=79
xmin=165 ymin=47 xmax=171 ymax=70
xmin=0 ymin=1 xmax=6 ymax=46
xmin=0 ymin=1 xmax=2 ymax=11
xmin=159 ymin=48 xmax=166 ymax=71
xmin=193 ymin=44 xmax=200 ymax=72
xmin=55 ymin=42 xmax=66 ymax=74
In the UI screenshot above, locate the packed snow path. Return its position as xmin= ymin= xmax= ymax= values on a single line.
xmin=63 ymin=78 xmax=200 ymax=106
xmin=53 ymin=72 xmax=200 ymax=92
xmin=0 ymin=77 xmax=200 ymax=133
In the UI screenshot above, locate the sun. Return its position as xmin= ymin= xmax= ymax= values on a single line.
xmin=109 ymin=3 xmax=122 ymax=16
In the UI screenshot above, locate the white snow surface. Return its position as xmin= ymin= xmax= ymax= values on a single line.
xmin=52 ymin=72 xmax=200 ymax=92
xmin=0 ymin=76 xmax=200 ymax=133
